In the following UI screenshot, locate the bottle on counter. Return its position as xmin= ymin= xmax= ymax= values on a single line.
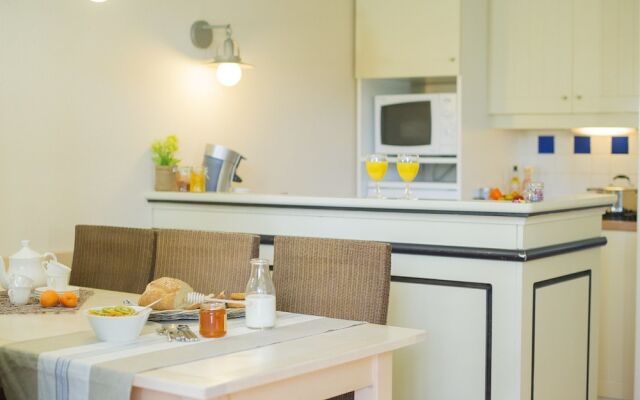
xmin=521 ymin=167 xmax=533 ymax=193
xmin=509 ymin=165 xmax=521 ymax=194
xmin=245 ymin=258 xmax=276 ymax=329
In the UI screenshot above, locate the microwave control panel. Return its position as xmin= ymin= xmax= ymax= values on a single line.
xmin=436 ymin=94 xmax=458 ymax=155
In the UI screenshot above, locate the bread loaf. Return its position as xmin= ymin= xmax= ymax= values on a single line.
xmin=138 ymin=277 xmax=194 ymax=310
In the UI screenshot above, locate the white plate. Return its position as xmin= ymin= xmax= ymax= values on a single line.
xmin=34 ymin=286 xmax=80 ymax=297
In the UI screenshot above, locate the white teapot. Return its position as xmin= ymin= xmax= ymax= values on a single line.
xmin=0 ymin=240 xmax=57 ymax=290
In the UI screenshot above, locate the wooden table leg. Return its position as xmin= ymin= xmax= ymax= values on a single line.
xmin=354 ymin=352 xmax=392 ymax=400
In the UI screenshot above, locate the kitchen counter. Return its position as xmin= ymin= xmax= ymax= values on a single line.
xmin=145 ymin=191 xmax=613 ymax=216
xmin=602 ymin=220 xmax=637 ymax=232
xmin=146 ymin=192 xmax=612 ymax=400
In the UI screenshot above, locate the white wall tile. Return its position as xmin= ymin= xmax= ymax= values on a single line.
xmin=515 ymin=131 xmax=638 ymax=195
xmin=591 ymin=136 xmax=610 ymax=155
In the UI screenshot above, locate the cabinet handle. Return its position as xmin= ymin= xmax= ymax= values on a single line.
xmin=449 ymin=57 xmax=456 ymax=62
xmin=561 ymin=95 xmax=568 ymax=100
xmin=576 ymin=95 xmax=583 ymax=100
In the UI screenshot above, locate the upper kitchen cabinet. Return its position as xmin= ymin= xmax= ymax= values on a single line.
xmin=355 ymin=0 xmax=460 ymax=79
xmin=489 ymin=0 xmax=638 ymax=128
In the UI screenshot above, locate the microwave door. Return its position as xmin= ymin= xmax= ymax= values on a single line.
xmin=380 ymin=101 xmax=432 ymax=150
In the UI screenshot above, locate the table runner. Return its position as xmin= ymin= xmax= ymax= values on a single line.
xmin=0 ymin=312 xmax=365 ymax=400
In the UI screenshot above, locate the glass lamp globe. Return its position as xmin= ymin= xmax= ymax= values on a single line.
xmin=216 ymin=63 xmax=242 ymax=87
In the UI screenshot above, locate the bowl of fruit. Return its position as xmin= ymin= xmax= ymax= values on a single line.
xmin=85 ymin=306 xmax=151 ymax=343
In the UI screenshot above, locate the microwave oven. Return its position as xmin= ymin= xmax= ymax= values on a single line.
xmin=374 ymin=93 xmax=458 ymax=156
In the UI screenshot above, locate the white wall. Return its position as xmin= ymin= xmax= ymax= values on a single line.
xmin=0 ymin=0 xmax=355 ymax=255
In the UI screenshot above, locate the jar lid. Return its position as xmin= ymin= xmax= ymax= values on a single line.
xmin=201 ymin=302 xmax=225 ymax=310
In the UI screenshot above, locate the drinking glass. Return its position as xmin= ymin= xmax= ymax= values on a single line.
xmin=176 ymin=166 xmax=191 ymax=192
xmin=396 ymin=154 xmax=420 ymax=200
xmin=190 ymin=166 xmax=207 ymax=193
xmin=365 ymin=154 xmax=389 ymax=199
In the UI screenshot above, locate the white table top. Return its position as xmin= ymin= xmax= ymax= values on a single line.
xmin=0 ymin=288 xmax=425 ymax=399
xmin=146 ymin=191 xmax=614 ymax=215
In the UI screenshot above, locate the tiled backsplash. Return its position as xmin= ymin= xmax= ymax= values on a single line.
xmin=515 ymin=130 xmax=638 ymax=197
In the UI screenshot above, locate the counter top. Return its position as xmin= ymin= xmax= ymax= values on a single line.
xmin=146 ymin=192 xmax=614 ymax=217
xmin=602 ymin=220 xmax=637 ymax=232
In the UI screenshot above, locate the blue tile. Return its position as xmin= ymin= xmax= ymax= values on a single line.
xmin=538 ymin=136 xmax=555 ymax=154
xmin=574 ymin=136 xmax=591 ymax=154
xmin=612 ymin=136 xmax=629 ymax=154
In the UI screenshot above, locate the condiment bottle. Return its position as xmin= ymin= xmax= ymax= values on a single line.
xmin=245 ymin=258 xmax=277 ymax=329
xmin=199 ymin=302 xmax=226 ymax=338
xmin=509 ymin=165 xmax=521 ymax=194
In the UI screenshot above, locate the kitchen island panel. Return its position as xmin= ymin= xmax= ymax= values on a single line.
xmin=520 ymin=248 xmax=601 ymax=400
xmin=151 ymin=203 xmax=522 ymax=249
xmin=520 ymin=210 xmax=607 ymax=249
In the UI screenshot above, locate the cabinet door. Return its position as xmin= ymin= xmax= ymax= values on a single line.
xmin=573 ymin=0 xmax=638 ymax=113
xmin=355 ymin=0 xmax=460 ymax=78
xmin=489 ymin=0 xmax=574 ymax=114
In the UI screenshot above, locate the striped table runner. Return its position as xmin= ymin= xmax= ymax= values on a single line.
xmin=0 ymin=312 xmax=364 ymax=400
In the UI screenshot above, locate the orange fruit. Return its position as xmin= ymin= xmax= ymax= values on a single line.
xmin=40 ymin=290 xmax=59 ymax=308
xmin=59 ymin=292 xmax=78 ymax=308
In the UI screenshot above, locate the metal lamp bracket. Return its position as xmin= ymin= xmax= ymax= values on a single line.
xmin=190 ymin=20 xmax=231 ymax=49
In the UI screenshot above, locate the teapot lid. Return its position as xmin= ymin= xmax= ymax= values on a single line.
xmin=10 ymin=240 xmax=42 ymax=260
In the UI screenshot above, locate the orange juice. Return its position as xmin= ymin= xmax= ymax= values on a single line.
xmin=366 ymin=160 xmax=388 ymax=181
xmin=397 ymin=162 xmax=419 ymax=182
xmin=190 ymin=167 xmax=207 ymax=193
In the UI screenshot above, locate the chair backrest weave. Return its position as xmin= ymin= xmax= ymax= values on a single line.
xmin=273 ymin=236 xmax=391 ymax=325
xmin=70 ymin=225 xmax=156 ymax=294
xmin=154 ymin=229 xmax=260 ymax=294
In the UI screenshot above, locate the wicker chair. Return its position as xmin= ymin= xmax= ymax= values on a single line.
xmin=272 ymin=236 xmax=392 ymax=400
xmin=69 ymin=225 xmax=156 ymax=294
xmin=154 ymin=229 xmax=260 ymax=294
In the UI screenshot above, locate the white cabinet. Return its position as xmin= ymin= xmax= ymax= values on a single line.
xmin=489 ymin=0 xmax=574 ymax=114
xmin=355 ymin=0 xmax=460 ymax=78
xmin=489 ymin=0 xmax=638 ymax=127
xmin=574 ymin=0 xmax=638 ymax=114
xmin=599 ymin=229 xmax=637 ymax=399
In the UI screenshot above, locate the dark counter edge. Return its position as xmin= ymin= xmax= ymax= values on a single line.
xmin=260 ymin=235 xmax=607 ymax=262
xmin=147 ymin=199 xmax=610 ymax=218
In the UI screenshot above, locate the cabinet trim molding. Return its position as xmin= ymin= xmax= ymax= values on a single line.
xmin=260 ymin=235 xmax=607 ymax=262
xmin=391 ymin=276 xmax=493 ymax=400
xmin=531 ymin=270 xmax=592 ymax=400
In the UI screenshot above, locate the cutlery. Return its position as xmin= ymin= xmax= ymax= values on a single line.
xmin=178 ymin=324 xmax=199 ymax=341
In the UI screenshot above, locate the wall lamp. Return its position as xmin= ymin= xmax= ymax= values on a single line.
xmin=190 ymin=20 xmax=252 ymax=87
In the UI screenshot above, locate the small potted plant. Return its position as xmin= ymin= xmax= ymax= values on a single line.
xmin=151 ymin=134 xmax=180 ymax=191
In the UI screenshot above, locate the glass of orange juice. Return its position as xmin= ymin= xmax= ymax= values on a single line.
xmin=365 ymin=154 xmax=388 ymax=199
xmin=190 ymin=166 xmax=207 ymax=193
xmin=396 ymin=154 xmax=420 ymax=200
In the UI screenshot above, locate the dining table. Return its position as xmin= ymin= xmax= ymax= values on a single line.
xmin=0 ymin=288 xmax=425 ymax=400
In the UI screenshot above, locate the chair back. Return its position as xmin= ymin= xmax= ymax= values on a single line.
xmin=273 ymin=236 xmax=391 ymax=325
xmin=154 ymin=229 xmax=260 ymax=294
xmin=70 ymin=225 xmax=156 ymax=294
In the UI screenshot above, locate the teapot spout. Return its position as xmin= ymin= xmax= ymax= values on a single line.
xmin=0 ymin=257 xmax=7 ymax=290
